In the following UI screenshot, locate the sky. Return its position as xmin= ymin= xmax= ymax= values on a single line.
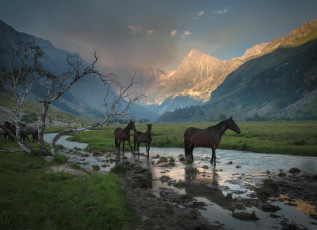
xmin=0 ymin=0 xmax=317 ymax=71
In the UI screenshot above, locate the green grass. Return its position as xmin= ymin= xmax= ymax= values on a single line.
xmin=67 ymin=122 xmax=317 ymax=156
xmin=0 ymin=144 xmax=135 ymax=229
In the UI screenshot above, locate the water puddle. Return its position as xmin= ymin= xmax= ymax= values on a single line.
xmin=44 ymin=134 xmax=317 ymax=229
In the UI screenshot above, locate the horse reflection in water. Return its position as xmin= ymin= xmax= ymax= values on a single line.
xmin=184 ymin=118 xmax=241 ymax=166
xmin=185 ymin=168 xmax=233 ymax=211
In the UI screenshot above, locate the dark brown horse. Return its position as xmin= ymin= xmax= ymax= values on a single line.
xmin=4 ymin=121 xmax=30 ymax=142
xmin=114 ymin=120 xmax=137 ymax=155
xmin=134 ymin=124 xmax=152 ymax=157
xmin=4 ymin=121 xmax=32 ymax=142
xmin=184 ymin=117 xmax=241 ymax=166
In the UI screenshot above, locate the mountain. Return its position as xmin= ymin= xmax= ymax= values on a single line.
xmin=145 ymin=49 xmax=241 ymax=104
xmin=158 ymin=19 xmax=317 ymax=122
xmin=0 ymin=19 xmax=158 ymax=122
xmin=145 ymin=95 xmax=203 ymax=115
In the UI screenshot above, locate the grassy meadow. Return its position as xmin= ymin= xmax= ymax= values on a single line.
xmin=0 ymin=141 xmax=135 ymax=230
xmin=68 ymin=122 xmax=317 ymax=156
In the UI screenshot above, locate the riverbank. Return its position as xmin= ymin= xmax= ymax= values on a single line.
xmin=117 ymin=154 xmax=317 ymax=230
xmin=50 ymin=138 xmax=317 ymax=230
xmin=0 ymin=150 xmax=135 ymax=229
xmin=68 ymin=122 xmax=317 ymax=156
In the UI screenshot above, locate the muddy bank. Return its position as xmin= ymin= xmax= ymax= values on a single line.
xmin=114 ymin=153 xmax=317 ymax=230
xmin=118 ymin=160 xmax=224 ymax=230
xmin=45 ymin=133 xmax=317 ymax=230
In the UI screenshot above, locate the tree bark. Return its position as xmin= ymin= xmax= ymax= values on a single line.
xmin=38 ymin=101 xmax=51 ymax=156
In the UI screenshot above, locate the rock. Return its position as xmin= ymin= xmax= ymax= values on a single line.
xmin=159 ymin=190 xmax=167 ymax=197
xmin=261 ymin=204 xmax=281 ymax=212
xmin=232 ymin=212 xmax=259 ymax=221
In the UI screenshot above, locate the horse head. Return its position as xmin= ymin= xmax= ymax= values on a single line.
xmin=147 ymin=124 xmax=152 ymax=132
xmin=4 ymin=121 xmax=11 ymax=128
xmin=129 ymin=120 xmax=137 ymax=132
xmin=227 ymin=117 xmax=241 ymax=134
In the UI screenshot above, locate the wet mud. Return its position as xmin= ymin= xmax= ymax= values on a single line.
xmin=45 ymin=134 xmax=317 ymax=230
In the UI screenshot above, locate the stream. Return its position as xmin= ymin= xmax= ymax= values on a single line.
xmin=44 ymin=133 xmax=317 ymax=230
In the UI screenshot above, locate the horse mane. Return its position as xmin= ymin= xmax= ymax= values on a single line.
xmin=213 ymin=120 xmax=227 ymax=129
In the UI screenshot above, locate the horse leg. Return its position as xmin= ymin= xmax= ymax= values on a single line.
xmin=118 ymin=140 xmax=121 ymax=154
xmin=128 ymin=140 xmax=134 ymax=156
xmin=147 ymin=143 xmax=150 ymax=157
xmin=189 ymin=145 xmax=195 ymax=161
xmin=210 ymin=147 xmax=216 ymax=166
xmin=184 ymin=141 xmax=190 ymax=158
xmin=137 ymin=142 xmax=140 ymax=155
xmin=122 ymin=141 xmax=125 ymax=155
xmin=134 ymin=138 xmax=137 ymax=154
xmin=145 ymin=143 xmax=149 ymax=157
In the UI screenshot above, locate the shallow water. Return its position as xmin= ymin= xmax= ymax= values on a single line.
xmin=44 ymin=134 xmax=317 ymax=229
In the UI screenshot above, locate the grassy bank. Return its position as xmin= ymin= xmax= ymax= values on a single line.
xmin=68 ymin=122 xmax=317 ymax=156
xmin=0 ymin=141 xmax=135 ymax=229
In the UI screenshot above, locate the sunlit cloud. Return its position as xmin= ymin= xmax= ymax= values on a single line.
xmin=215 ymin=8 xmax=228 ymax=14
xmin=146 ymin=29 xmax=155 ymax=35
xmin=170 ymin=30 xmax=178 ymax=36
xmin=182 ymin=30 xmax=191 ymax=38
xmin=129 ymin=25 xmax=142 ymax=34
xmin=198 ymin=11 xmax=205 ymax=16
xmin=193 ymin=10 xmax=205 ymax=20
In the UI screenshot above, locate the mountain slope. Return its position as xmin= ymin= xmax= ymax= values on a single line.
xmin=145 ymin=49 xmax=243 ymax=103
xmin=0 ymin=20 xmax=158 ymax=121
xmin=158 ymin=19 xmax=317 ymax=122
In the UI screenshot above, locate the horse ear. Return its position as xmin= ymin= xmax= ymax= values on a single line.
xmin=230 ymin=117 xmax=233 ymax=120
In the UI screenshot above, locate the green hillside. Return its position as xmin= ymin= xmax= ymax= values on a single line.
xmin=0 ymin=91 xmax=90 ymax=127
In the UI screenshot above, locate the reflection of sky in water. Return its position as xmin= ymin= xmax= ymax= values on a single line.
xmin=44 ymin=135 xmax=317 ymax=230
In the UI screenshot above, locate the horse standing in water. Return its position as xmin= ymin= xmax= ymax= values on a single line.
xmin=134 ymin=124 xmax=152 ymax=157
xmin=114 ymin=120 xmax=137 ymax=155
xmin=184 ymin=118 xmax=241 ymax=166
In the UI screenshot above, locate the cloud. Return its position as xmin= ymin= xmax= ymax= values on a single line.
xmin=184 ymin=31 xmax=191 ymax=36
xmin=170 ymin=30 xmax=178 ymax=36
xmin=193 ymin=10 xmax=205 ymax=20
xmin=198 ymin=11 xmax=204 ymax=16
xmin=146 ymin=29 xmax=155 ymax=35
xmin=129 ymin=25 xmax=143 ymax=34
xmin=182 ymin=30 xmax=191 ymax=38
xmin=215 ymin=8 xmax=228 ymax=14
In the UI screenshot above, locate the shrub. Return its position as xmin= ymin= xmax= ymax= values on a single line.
xmin=174 ymin=180 xmax=186 ymax=188
xmin=53 ymin=154 xmax=68 ymax=164
xmin=289 ymin=168 xmax=301 ymax=174
xmin=157 ymin=157 xmax=168 ymax=164
xmin=159 ymin=175 xmax=171 ymax=182
xmin=69 ymin=163 xmax=81 ymax=170
xmin=110 ymin=164 xmax=126 ymax=175
xmin=92 ymin=165 xmax=100 ymax=171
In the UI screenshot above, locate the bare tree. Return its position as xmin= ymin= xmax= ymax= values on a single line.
xmin=37 ymin=53 xmax=142 ymax=156
xmin=0 ymin=39 xmax=44 ymax=153
xmin=50 ymin=76 xmax=142 ymax=156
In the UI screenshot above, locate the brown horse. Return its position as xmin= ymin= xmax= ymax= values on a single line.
xmin=184 ymin=117 xmax=241 ymax=166
xmin=4 ymin=121 xmax=31 ymax=142
xmin=134 ymin=124 xmax=152 ymax=157
xmin=4 ymin=121 xmax=30 ymax=142
xmin=114 ymin=120 xmax=137 ymax=155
